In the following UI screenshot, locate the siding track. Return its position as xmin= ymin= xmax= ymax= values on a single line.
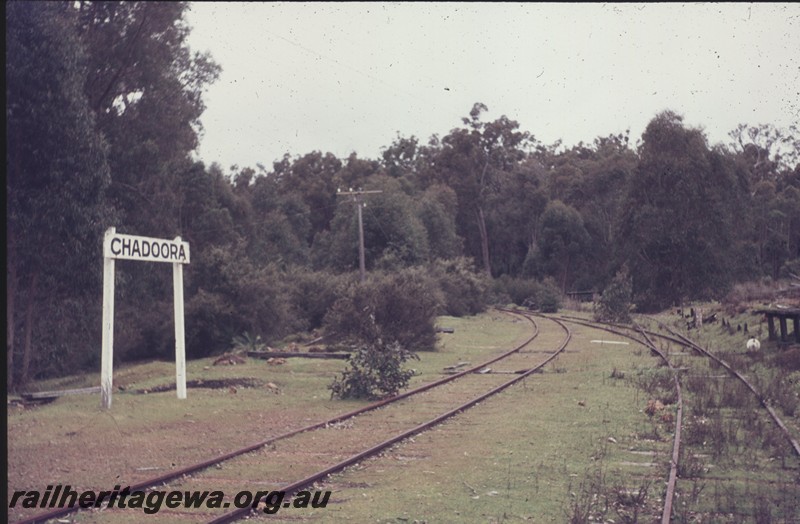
xmin=550 ymin=312 xmax=800 ymax=523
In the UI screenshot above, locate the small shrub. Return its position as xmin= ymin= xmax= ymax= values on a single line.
xmin=719 ymin=380 xmax=753 ymax=409
xmin=564 ymin=463 xmax=610 ymax=524
xmin=677 ymin=448 xmax=706 ymax=478
xmin=636 ymin=424 xmax=662 ymax=441
xmin=594 ymin=266 xmax=633 ymax=323
xmin=777 ymin=390 xmax=798 ymax=417
xmin=684 ymin=412 xmax=727 ymax=454
xmin=753 ymin=492 xmax=774 ymax=524
xmin=630 ymin=368 xmax=674 ymax=397
xmin=231 ymin=331 xmax=265 ymax=352
xmin=329 ymin=340 xmax=418 ymax=400
xmin=613 ymin=480 xmax=650 ymax=523
xmin=538 ymin=281 xmax=562 ymax=313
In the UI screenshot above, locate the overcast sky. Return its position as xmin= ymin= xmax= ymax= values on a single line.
xmin=185 ymin=2 xmax=800 ymax=172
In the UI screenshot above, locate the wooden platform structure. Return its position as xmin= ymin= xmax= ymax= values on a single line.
xmin=754 ymin=307 xmax=800 ymax=343
xmin=566 ymin=290 xmax=597 ymax=302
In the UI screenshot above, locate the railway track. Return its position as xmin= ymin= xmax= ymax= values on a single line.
xmin=641 ymin=315 xmax=800 ymax=457
xmin=563 ymin=313 xmax=799 ymax=458
xmin=545 ymin=313 xmax=684 ymax=524
xmin=15 ymin=310 xmax=573 ymax=524
xmin=20 ymin=310 xmax=793 ymax=522
xmin=550 ymin=312 xmax=800 ymax=523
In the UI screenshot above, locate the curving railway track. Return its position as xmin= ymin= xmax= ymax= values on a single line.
xmin=642 ymin=314 xmax=800 ymax=457
xmin=550 ymin=312 xmax=800 ymax=523
xmin=544 ymin=313 xmax=684 ymax=524
xmin=16 ymin=309 xmax=795 ymax=523
xmin=559 ymin=313 xmax=800 ymax=459
xmin=15 ymin=310 xmax=573 ymax=523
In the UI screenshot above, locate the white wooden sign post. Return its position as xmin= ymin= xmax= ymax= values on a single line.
xmin=101 ymin=227 xmax=190 ymax=409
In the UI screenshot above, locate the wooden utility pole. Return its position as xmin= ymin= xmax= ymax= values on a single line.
xmin=336 ymin=188 xmax=382 ymax=282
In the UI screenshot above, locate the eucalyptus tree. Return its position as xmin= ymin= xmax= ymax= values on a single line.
xmin=416 ymin=184 xmax=462 ymax=261
xmin=729 ymin=123 xmax=799 ymax=180
xmin=543 ymin=132 xmax=636 ymax=289
xmin=428 ymin=103 xmax=532 ymax=276
xmin=274 ymin=151 xmax=343 ymax=243
xmin=618 ymin=111 xmax=743 ymax=310
xmin=7 ymin=1 xmax=111 ymax=386
xmin=524 ymin=200 xmax=592 ymax=292
xmin=486 ymin=158 xmax=548 ymax=276
xmin=727 ymin=124 xmax=800 ymax=278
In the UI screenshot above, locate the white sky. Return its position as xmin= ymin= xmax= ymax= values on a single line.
xmin=185 ymin=2 xmax=800 ymax=171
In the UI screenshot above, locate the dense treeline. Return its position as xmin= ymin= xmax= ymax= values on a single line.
xmin=7 ymin=1 xmax=800 ymax=388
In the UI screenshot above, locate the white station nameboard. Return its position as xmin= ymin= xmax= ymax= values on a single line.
xmin=101 ymin=227 xmax=189 ymax=409
xmin=104 ymin=232 xmax=190 ymax=264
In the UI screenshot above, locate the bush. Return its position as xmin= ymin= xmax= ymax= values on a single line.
xmin=494 ymin=275 xmax=541 ymax=306
xmin=723 ymin=280 xmax=768 ymax=305
xmin=772 ymin=348 xmax=800 ymax=372
xmin=323 ymin=268 xmax=443 ymax=351
xmin=537 ymin=278 xmax=563 ymax=313
xmin=284 ymin=268 xmax=349 ymax=331
xmin=184 ymin=247 xmax=300 ymax=357
xmin=594 ymin=266 xmax=633 ymax=323
xmin=493 ymin=275 xmax=562 ymax=312
xmin=429 ymin=257 xmax=490 ymax=316
xmin=329 ymin=339 xmax=419 ymax=400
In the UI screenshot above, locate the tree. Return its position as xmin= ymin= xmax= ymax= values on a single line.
xmin=275 ymin=151 xmax=343 ymax=243
xmin=594 ymin=266 xmax=633 ymax=323
xmin=757 ymin=181 xmax=800 ymax=278
xmin=66 ymin=1 xmax=221 ymax=363
xmin=728 ymin=123 xmax=799 ymax=179
xmin=538 ymin=132 xmax=636 ymax=289
xmin=76 ymin=1 xmax=220 ymax=236
xmin=429 ymin=103 xmax=531 ymax=276
xmin=486 ymin=158 xmax=548 ymax=276
xmin=727 ymin=124 xmax=800 ymax=278
xmin=7 ymin=1 xmax=112 ymax=386
xmin=618 ymin=111 xmax=742 ymax=310
xmin=416 ymin=185 xmax=462 ymax=261
xmin=334 ymin=153 xmax=381 ymax=192
xmin=524 ymin=200 xmax=591 ymax=292
xmin=316 ymin=176 xmax=430 ymax=271
xmin=381 ymin=134 xmax=422 ymax=180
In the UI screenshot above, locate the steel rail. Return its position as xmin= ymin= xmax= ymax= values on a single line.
xmin=632 ymin=321 xmax=684 ymax=524
xmin=539 ymin=313 xmax=684 ymax=524
xmin=206 ymin=313 xmax=572 ymax=523
xmin=13 ymin=309 xmax=540 ymax=524
xmin=641 ymin=315 xmax=800 ymax=458
xmin=552 ymin=312 xmax=800 ymax=521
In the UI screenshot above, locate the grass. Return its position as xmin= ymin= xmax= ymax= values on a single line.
xmin=257 ymin=318 xmax=672 ymax=523
xmin=11 ymin=307 xmax=797 ymax=523
xmin=641 ymin=303 xmax=800 ymax=522
xmin=7 ymin=312 xmax=534 ymax=522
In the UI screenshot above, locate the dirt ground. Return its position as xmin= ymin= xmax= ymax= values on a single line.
xmin=7 ymin=360 xmax=359 ymax=522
